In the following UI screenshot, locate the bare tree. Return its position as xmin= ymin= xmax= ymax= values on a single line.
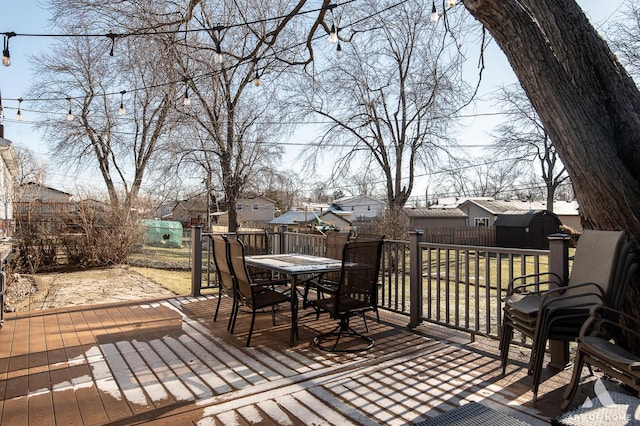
xmin=13 ymin=147 xmax=48 ymax=185
xmin=440 ymin=155 xmax=523 ymax=199
xmin=492 ymin=84 xmax=570 ymax=212
xmin=30 ymin=12 xmax=178 ymax=210
xmin=164 ymin=0 xmax=301 ymax=232
xmin=609 ymin=1 xmax=640 ymax=81
xmin=295 ymin=0 xmax=470 ymax=215
xmin=464 ymin=1 xmax=640 ymax=244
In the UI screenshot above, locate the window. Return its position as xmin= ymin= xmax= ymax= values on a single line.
xmin=475 ymin=217 xmax=490 ymax=227
xmin=236 ymin=203 xmax=242 ymax=210
xmin=252 ymin=203 xmax=259 ymax=211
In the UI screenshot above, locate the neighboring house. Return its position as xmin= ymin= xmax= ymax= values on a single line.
xmin=551 ymin=200 xmax=581 ymax=231
xmin=0 ymin=131 xmax=19 ymax=238
xmin=16 ymin=182 xmax=72 ymax=203
xmin=171 ymin=197 xmax=208 ymax=228
xmin=14 ymin=182 xmax=75 ymax=233
xmin=457 ymin=198 xmax=580 ymax=229
xmin=319 ymin=210 xmax=352 ymax=230
xmin=331 ymin=195 xmax=386 ymax=222
xmin=236 ymin=196 xmax=276 ymax=225
xmin=269 ymin=210 xmax=323 ymax=232
xmin=405 ymin=207 xmax=468 ymax=229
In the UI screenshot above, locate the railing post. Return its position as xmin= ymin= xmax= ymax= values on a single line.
xmin=191 ymin=225 xmax=202 ymax=297
xmin=279 ymin=225 xmax=287 ymax=254
xmin=409 ymin=229 xmax=424 ymax=328
xmin=547 ymin=233 xmax=571 ymax=368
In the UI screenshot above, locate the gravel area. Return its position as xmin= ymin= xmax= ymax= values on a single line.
xmin=3 ymin=266 xmax=176 ymax=312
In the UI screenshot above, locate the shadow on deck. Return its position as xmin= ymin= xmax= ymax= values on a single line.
xmin=0 ymin=294 xmax=587 ymax=425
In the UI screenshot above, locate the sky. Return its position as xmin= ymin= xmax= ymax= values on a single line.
xmin=0 ymin=0 xmax=629 ymax=201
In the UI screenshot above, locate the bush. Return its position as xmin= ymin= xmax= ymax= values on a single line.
xmin=11 ymin=202 xmax=145 ymax=272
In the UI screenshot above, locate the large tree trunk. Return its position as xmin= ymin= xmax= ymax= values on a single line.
xmin=464 ymin=0 xmax=640 ymax=245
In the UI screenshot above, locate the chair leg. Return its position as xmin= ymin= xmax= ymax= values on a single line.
xmin=214 ymin=289 xmax=223 ymax=322
xmin=499 ymin=321 xmax=513 ymax=375
xmin=561 ymin=349 xmax=585 ymax=411
xmin=362 ymin=313 xmax=369 ymax=333
xmin=246 ymin=311 xmax=257 ymax=346
xmin=229 ymin=301 xmax=239 ymax=334
xmin=227 ymin=298 xmax=237 ymax=332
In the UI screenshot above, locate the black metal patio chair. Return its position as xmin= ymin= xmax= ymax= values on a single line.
xmin=225 ymin=236 xmax=292 ymax=346
xmin=310 ymin=238 xmax=384 ymax=352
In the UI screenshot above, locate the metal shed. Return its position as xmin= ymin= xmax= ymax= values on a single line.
xmin=494 ymin=210 xmax=561 ymax=249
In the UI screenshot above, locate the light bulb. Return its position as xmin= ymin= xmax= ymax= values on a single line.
xmin=183 ymin=88 xmax=191 ymax=106
xmin=431 ymin=2 xmax=439 ymax=22
xmin=66 ymin=97 xmax=74 ymax=121
xmin=448 ymin=0 xmax=456 ymax=6
xmin=253 ymin=71 xmax=261 ymax=87
xmin=215 ymin=45 xmax=223 ymax=64
xmin=16 ymin=98 xmax=22 ymax=121
xmin=2 ymin=33 xmax=14 ymax=67
xmin=329 ymin=23 xmax=337 ymax=43
xmin=336 ymin=42 xmax=343 ymax=59
xmin=118 ymin=90 xmax=126 ymax=115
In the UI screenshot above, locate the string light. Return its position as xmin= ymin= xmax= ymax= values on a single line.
xmin=431 ymin=1 xmax=439 ymax=22
xmin=253 ymin=58 xmax=261 ymax=87
xmin=215 ymin=27 xmax=223 ymax=64
xmin=448 ymin=0 xmax=456 ymax=7
xmin=66 ymin=96 xmax=74 ymax=121
xmin=329 ymin=23 xmax=338 ymax=44
xmin=2 ymin=1 xmax=431 ymax=114
xmin=2 ymin=32 xmax=15 ymax=67
xmin=106 ymin=32 xmax=117 ymax=56
xmin=16 ymin=98 xmax=23 ymax=121
xmin=183 ymin=79 xmax=191 ymax=106
xmin=118 ymin=90 xmax=126 ymax=115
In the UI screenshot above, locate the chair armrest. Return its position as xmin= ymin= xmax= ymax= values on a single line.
xmin=539 ymin=281 xmax=607 ymax=308
xmin=315 ymin=281 xmax=339 ymax=294
xmin=251 ymin=278 xmax=290 ymax=288
xmin=580 ymin=305 xmax=640 ymax=344
xmin=508 ymin=272 xmax=563 ymax=295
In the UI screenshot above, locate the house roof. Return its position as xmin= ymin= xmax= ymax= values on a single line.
xmin=332 ymin=195 xmax=385 ymax=206
xmin=173 ymin=198 xmax=207 ymax=211
xmin=494 ymin=210 xmax=561 ymax=227
xmin=406 ymin=208 xmax=468 ymax=218
xmin=448 ymin=198 xmax=579 ymax=216
xmin=269 ymin=210 xmax=322 ymax=225
xmin=20 ymin=182 xmax=72 ymax=197
xmin=0 ymin=138 xmax=19 ymax=176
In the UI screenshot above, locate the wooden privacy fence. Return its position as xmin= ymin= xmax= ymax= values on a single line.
xmin=421 ymin=226 xmax=496 ymax=246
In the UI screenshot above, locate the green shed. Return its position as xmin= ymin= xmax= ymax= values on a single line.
xmin=141 ymin=219 xmax=183 ymax=247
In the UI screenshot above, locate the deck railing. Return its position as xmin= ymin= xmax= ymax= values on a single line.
xmin=192 ymin=227 xmax=570 ymax=342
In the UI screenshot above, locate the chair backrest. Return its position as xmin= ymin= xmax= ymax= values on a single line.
xmin=325 ymin=231 xmax=350 ymax=259
xmin=609 ymin=241 xmax=638 ymax=310
xmin=225 ymin=236 xmax=255 ymax=305
xmin=334 ymin=239 xmax=384 ymax=314
xmin=212 ymin=234 xmax=234 ymax=294
xmin=353 ymin=233 xmax=385 ymax=243
xmin=568 ymin=230 xmax=627 ymax=301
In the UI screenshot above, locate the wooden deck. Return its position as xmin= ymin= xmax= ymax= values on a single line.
xmin=0 ymin=294 xmax=585 ymax=425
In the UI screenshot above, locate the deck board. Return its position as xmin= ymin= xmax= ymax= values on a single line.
xmin=0 ymin=294 xmax=596 ymax=425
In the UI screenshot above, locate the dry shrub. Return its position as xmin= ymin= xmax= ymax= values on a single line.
xmin=12 ymin=201 xmax=144 ymax=272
